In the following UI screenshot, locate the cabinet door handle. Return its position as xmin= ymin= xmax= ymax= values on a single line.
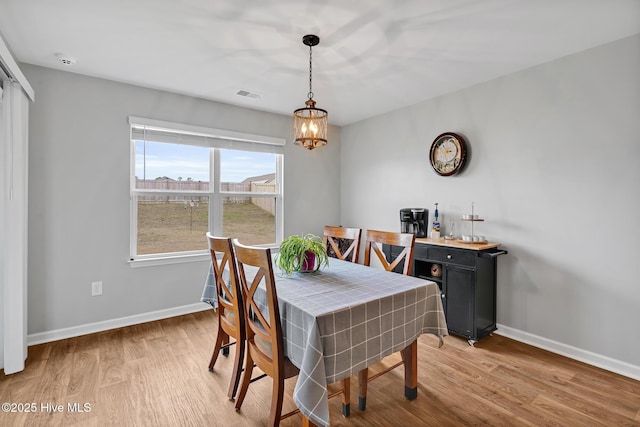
xmin=480 ymin=250 xmax=508 ymax=259
xmin=447 ymin=254 xmax=452 ymax=260
xmin=441 ymin=293 xmax=445 ymax=298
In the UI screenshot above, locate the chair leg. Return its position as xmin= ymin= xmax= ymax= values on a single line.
xmin=301 ymin=416 xmax=318 ymax=427
xmin=269 ymin=376 xmax=285 ymax=427
xmin=208 ymin=326 xmax=228 ymax=371
xmin=234 ymin=352 xmax=254 ymax=411
xmin=221 ymin=334 xmax=230 ymax=356
xmin=358 ymin=368 xmax=368 ymax=411
xmin=227 ymin=335 xmax=245 ymax=401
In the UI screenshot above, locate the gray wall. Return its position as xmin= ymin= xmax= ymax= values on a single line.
xmin=24 ymin=64 xmax=341 ymax=334
xmin=341 ymin=35 xmax=640 ymax=368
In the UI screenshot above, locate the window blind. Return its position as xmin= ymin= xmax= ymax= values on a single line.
xmin=129 ymin=116 xmax=285 ymax=155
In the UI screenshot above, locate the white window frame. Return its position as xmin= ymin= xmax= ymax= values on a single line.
xmin=128 ymin=117 xmax=285 ymax=267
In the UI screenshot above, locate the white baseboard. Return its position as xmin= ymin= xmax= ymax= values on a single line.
xmin=495 ymin=324 xmax=640 ymax=381
xmin=27 ymin=303 xmax=212 ymax=346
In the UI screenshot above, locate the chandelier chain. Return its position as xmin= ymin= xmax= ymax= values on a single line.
xmin=308 ymin=44 xmax=314 ymax=100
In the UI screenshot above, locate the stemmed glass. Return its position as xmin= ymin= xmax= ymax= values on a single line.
xmin=446 ymin=218 xmax=456 ymax=240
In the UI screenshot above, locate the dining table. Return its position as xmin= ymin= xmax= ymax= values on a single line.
xmin=201 ymin=256 xmax=448 ymax=427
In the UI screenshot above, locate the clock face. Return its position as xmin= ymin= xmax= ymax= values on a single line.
xmin=429 ymin=133 xmax=467 ymax=176
xmin=438 ymin=139 xmax=458 ymax=162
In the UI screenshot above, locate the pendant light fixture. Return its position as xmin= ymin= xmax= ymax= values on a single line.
xmin=293 ymin=34 xmax=327 ymax=150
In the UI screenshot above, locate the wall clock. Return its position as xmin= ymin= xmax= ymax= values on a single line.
xmin=429 ymin=132 xmax=467 ymax=176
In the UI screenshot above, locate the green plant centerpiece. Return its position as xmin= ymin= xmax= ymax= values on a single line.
xmin=276 ymin=233 xmax=329 ymax=274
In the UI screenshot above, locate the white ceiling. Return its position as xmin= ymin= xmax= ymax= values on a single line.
xmin=1 ymin=0 xmax=639 ymax=126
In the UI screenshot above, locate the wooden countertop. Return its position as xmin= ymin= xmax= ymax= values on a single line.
xmin=415 ymin=237 xmax=501 ymax=251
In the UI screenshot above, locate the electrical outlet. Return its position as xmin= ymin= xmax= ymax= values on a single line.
xmin=91 ymin=281 xmax=103 ymax=296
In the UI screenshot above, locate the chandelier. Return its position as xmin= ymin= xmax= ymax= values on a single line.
xmin=293 ymin=34 xmax=327 ymax=150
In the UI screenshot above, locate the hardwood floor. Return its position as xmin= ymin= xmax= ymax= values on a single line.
xmin=1 ymin=310 xmax=639 ymax=426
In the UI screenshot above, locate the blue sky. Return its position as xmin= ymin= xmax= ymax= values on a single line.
xmin=135 ymin=141 xmax=276 ymax=183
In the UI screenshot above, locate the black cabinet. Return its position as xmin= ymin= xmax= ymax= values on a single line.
xmin=384 ymin=240 xmax=506 ymax=345
xmin=443 ymin=265 xmax=475 ymax=338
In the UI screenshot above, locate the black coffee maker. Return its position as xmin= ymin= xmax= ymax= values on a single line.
xmin=400 ymin=208 xmax=428 ymax=238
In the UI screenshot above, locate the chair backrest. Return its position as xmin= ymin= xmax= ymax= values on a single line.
xmin=232 ymin=239 xmax=284 ymax=380
xmin=363 ymin=229 xmax=415 ymax=275
xmin=323 ymin=226 xmax=362 ymax=263
xmin=207 ymin=233 xmax=245 ymax=333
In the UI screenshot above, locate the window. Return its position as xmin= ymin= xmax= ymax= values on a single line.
xmin=129 ymin=117 xmax=284 ymax=263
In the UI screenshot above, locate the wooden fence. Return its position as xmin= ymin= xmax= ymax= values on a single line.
xmin=135 ymin=179 xmax=275 ymax=215
xmin=136 ymin=179 xmax=209 ymax=191
xmin=251 ymin=182 xmax=276 ymax=215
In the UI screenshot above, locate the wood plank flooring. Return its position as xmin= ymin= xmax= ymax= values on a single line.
xmin=1 ymin=310 xmax=638 ymax=426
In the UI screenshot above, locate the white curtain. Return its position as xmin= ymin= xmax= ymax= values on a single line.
xmin=0 ymin=79 xmax=4 ymax=371
xmin=1 ymin=80 xmax=29 ymax=374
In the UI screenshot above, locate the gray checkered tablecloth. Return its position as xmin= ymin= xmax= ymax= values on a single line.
xmin=201 ymin=264 xmax=219 ymax=308
xmin=201 ymin=257 xmax=447 ymax=426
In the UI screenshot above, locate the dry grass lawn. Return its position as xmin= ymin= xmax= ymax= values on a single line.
xmin=137 ymin=201 xmax=275 ymax=254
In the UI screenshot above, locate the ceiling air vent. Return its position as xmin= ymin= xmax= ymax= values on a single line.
xmin=236 ymin=89 xmax=260 ymax=99
xmin=56 ymin=54 xmax=77 ymax=66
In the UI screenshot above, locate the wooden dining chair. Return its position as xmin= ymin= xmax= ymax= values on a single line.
xmin=232 ymin=239 xmax=352 ymax=426
xmin=231 ymin=240 xmax=301 ymax=426
xmin=359 ymin=229 xmax=416 ymax=411
xmin=323 ymin=225 xmax=362 ymax=263
xmin=206 ymin=233 xmax=246 ymax=402
xmin=363 ymin=229 xmax=415 ymax=275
